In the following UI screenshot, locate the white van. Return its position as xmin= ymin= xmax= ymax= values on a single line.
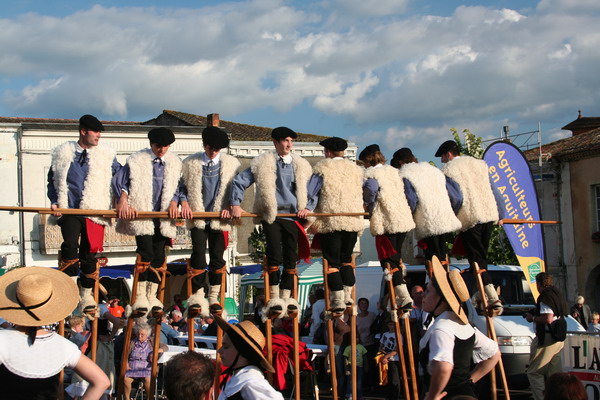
xmin=355 ymin=262 xmax=584 ymax=388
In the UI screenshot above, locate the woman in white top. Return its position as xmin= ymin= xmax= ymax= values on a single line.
xmin=216 ymin=316 xmax=283 ymax=400
xmin=0 ymin=267 xmax=109 ymax=400
xmin=419 ymin=257 xmax=500 ymax=400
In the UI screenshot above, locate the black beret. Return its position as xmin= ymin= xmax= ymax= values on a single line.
xmin=319 ymin=137 xmax=348 ymax=152
xmin=435 ymin=140 xmax=458 ymax=157
xmin=202 ymin=126 xmax=230 ymax=149
xmin=271 ymin=126 xmax=297 ymax=140
xmin=358 ymin=144 xmax=380 ymax=161
xmin=148 ymin=127 xmax=175 ymax=146
xmin=79 ymin=114 xmax=104 ymax=132
xmin=392 ymin=148 xmax=414 ymax=162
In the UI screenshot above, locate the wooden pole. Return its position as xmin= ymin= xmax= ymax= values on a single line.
xmin=500 ymin=219 xmax=560 ymax=224
xmin=323 ymin=259 xmax=339 ymax=400
xmin=349 ymin=258 xmax=357 ymax=400
xmin=0 ymin=206 xmax=368 ymax=219
xmin=473 ymin=262 xmax=510 ymax=400
xmin=385 ymin=263 xmax=411 ymax=400
xmin=149 ymin=259 xmax=169 ymax=400
xmin=402 ymin=311 xmax=419 ymax=400
xmin=213 ymin=270 xmax=227 ymax=398
xmin=185 ymin=260 xmax=198 ymax=352
xmin=292 ymin=274 xmax=301 ymax=400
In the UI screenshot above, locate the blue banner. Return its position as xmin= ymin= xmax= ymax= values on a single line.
xmin=483 ymin=141 xmax=545 ymax=298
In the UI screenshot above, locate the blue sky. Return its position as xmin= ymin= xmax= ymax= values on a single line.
xmin=1 ymin=0 xmax=599 ymax=162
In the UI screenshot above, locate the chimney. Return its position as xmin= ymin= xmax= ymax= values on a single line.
xmin=578 ymin=109 xmax=582 ymax=119
xmin=207 ymin=113 xmax=220 ymax=127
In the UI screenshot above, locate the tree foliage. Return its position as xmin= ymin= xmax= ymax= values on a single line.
xmin=249 ymin=226 xmax=267 ymax=263
xmin=448 ymin=128 xmax=518 ymax=266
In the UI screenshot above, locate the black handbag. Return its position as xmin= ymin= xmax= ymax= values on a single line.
xmin=548 ymin=316 xmax=567 ymax=342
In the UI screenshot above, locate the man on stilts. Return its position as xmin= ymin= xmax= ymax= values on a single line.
xmin=435 ymin=140 xmax=503 ymax=315
xmin=306 ymin=137 xmax=364 ymax=314
xmin=360 ymin=144 xmax=416 ymax=312
xmin=392 ymin=148 xmax=462 ymax=272
xmin=47 ymin=114 xmax=121 ymax=317
xmin=179 ymin=126 xmax=241 ymax=316
xmin=112 ymin=127 xmax=182 ymax=316
xmin=230 ymin=126 xmax=311 ymax=318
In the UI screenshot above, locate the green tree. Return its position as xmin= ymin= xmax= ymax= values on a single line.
xmin=447 ymin=128 xmax=518 ymax=265
xmin=249 ymin=226 xmax=267 ymax=263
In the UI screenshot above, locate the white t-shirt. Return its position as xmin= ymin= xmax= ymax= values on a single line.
xmin=310 ymin=299 xmax=326 ymax=337
xmin=380 ymin=331 xmax=400 ymax=361
xmin=419 ymin=311 xmax=498 ymax=375
xmin=218 ymin=365 xmax=284 ymax=400
xmin=0 ymin=329 xmax=81 ymax=378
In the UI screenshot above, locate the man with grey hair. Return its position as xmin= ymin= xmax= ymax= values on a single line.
xmin=570 ymin=295 xmax=591 ymax=330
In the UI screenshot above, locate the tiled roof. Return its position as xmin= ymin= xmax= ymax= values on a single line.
xmin=0 ymin=116 xmax=139 ymax=126
xmin=562 ymin=116 xmax=600 ymax=132
xmin=153 ymin=110 xmax=330 ymax=142
xmin=524 ymin=127 xmax=600 ymax=162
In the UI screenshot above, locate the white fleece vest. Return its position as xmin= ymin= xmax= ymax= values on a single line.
xmin=311 ymin=158 xmax=364 ymax=233
xmin=182 ymin=153 xmax=241 ymax=231
xmin=442 ymin=156 xmax=499 ymax=231
xmin=399 ymin=162 xmax=462 ymax=240
xmin=117 ymin=149 xmax=182 ymax=238
xmin=365 ymin=165 xmax=415 ymax=236
xmin=50 ymin=141 xmax=116 ymax=226
xmin=250 ymin=151 xmax=312 ymax=224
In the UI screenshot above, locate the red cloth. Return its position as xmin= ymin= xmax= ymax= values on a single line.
xmin=294 ymin=221 xmax=311 ymax=263
xmin=270 ymin=334 xmax=313 ymax=390
xmin=375 ymin=235 xmax=398 ymax=260
xmin=108 ymin=304 xmax=125 ymax=318
xmin=85 ymin=219 xmax=105 ymax=253
xmin=223 ymin=231 xmax=229 ymax=248
xmin=452 ymin=233 xmax=466 ymax=257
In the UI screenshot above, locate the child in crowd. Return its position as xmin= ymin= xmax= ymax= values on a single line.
xmin=342 ymin=331 xmax=368 ymax=400
xmin=588 ymin=312 xmax=600 ymax=333
xmin=378 ymin=319 xmax=402 ymax=400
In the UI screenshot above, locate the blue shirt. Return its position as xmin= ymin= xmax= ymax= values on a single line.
xmin=47 ymin=144 xmax=121 ymax=208
xmin=179 ymin=153 xmax=222 ymax=212
xmin=112 ymin=157 xmax=181 ymax=211
xmin=362 ymin=177 xmax=417 ymax=213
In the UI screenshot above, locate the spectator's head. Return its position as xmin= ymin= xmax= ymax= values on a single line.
xmin=411 ymin=285 xmax=424 ymax=306
xmin=358 ymin=298 xmax=369 ymax=312
xmin=164 ymin=351 xmax=215 ymax=400
xmin=592 ymin=312 xmax=600 ymax=324
xmin=133 ymin=322 xmax=151 ymax=342
xmin=171 ymin=310 xmax=183 ymax=322
xmin=577 ymin=296 xmax=585 ymax=306
xmin=315 ymin=288 xmax=325 ymax=300
xmin=536 ymin=272 xmax=554 ymax=291
xmin=544 ymin=372 xmax=586 ymax=400
xmin=67 ymin=315 xmax=85 ymax=333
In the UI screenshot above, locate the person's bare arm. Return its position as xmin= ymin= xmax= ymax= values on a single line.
xmin=74 ymin=355 xmax=110 ymax=400
xmin=471 ymin=349 xmax=500 ymax=383
xmin=424 ymin=360 xmax=451 ymax=400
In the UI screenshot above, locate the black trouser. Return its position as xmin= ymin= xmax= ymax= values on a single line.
xmin=462 ymin=222 xmax=493 ymax=286
xmin=262 ymin=219 xmax=298 ymax=291
xmin=321 ymin=231 xmax=357 ymax=291
xmin=422 ymin=233 xmax=450 ymax=262
xmin=135 ymin=221 xmax=169 ymax=284
xmin=190 ymin=224 xmax=226 ymax=292
xmin=380 ymin=232 xmax=407 ymax=286
xmin=57 ymin=215 xmax=97 ymax=289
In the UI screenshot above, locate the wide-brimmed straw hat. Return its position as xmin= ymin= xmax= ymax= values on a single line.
xmin=215 ymin=315 xmax=275 ymax=373
xmin=0 ymin=267 xmax=78 ymax=326
xmin=431 ymin=256 xmax=470 ymax=324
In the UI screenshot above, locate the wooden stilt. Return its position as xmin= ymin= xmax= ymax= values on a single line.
xmin=58 ymin=320 xmax=65 ymax=400
xmin=323 ymin=259 xmax=338 ymax=400
xmin=263 ymin=257 xmax=274 ymax=384
xmin=185 ymin=259 xmax=200 ymax=352
xmin=385 ymin=263 xmax=411 ymax=400
xmin=213 ymin=269 xmax=227 ymax=398
xmin=473 ymin=262 xmax=510 ymax=400
xmin=116 ymin=255 xmax=145 ymax=400
xmin=149 ymin=258 xmax=169 ymax=400
xmin=292 ymin=273 xmax=301 ymax=400
xmin=349 ymin=257 xmax=357 ymax=400
xmin=89 ymin=261 xmax=100 ymax=363
xmin=402 ymin=311 xmax=418 ymax=400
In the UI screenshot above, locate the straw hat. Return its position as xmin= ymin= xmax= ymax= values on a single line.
xmin=0 ymin=267 xmax=78 ymax=326
xmin=431 ymin=256 xmax=470 ymax=324
xmin=215 ymin=315 xmax=275 ymax=373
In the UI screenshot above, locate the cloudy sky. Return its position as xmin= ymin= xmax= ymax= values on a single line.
xmin=1 ymin=0 xmax=599 ymax=162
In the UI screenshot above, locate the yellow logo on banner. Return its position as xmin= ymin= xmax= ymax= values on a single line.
xmin=516 ymin=256 xmax=545 ymax=299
